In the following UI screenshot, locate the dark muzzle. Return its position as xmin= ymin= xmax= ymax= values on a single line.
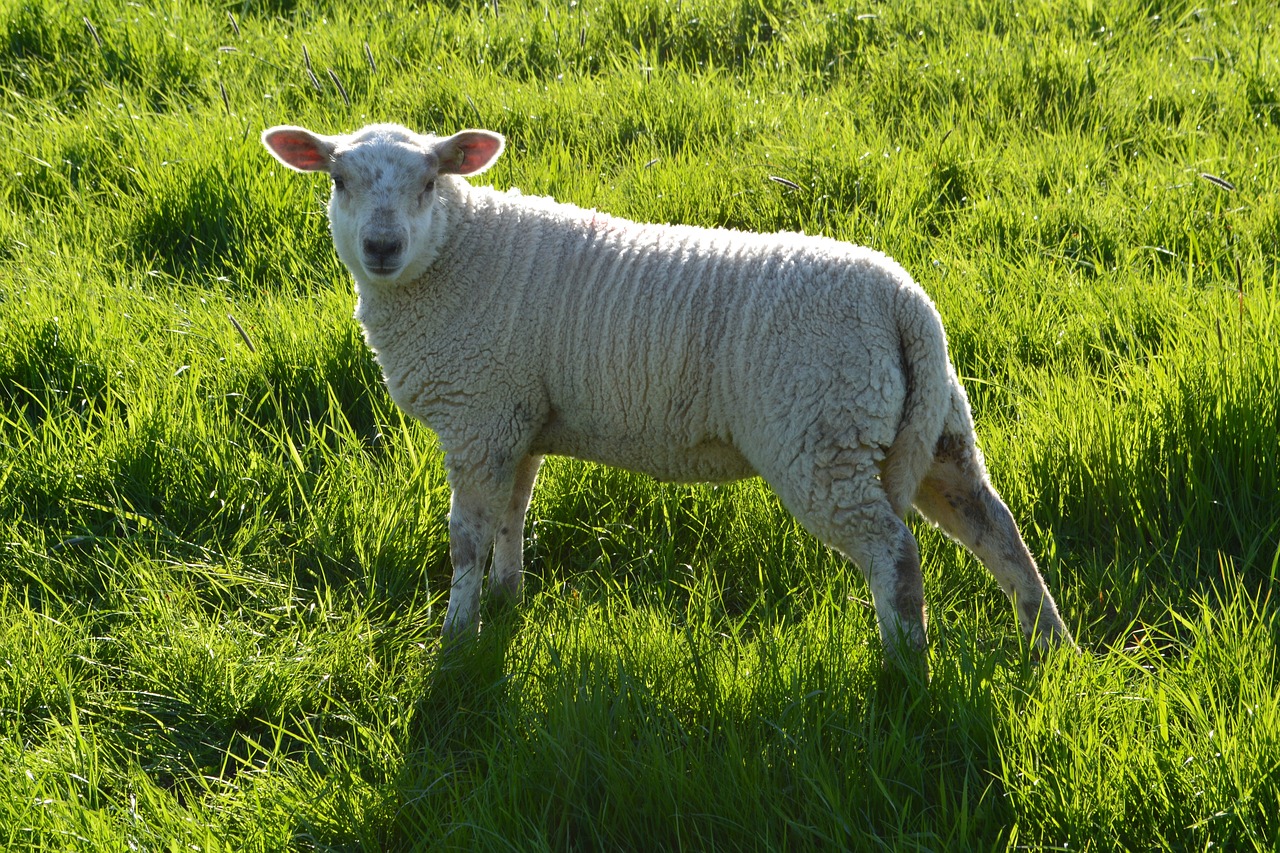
xmin=361 ymin=236 xmax=404 ymax=274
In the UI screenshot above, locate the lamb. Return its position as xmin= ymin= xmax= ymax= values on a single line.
xmin=261 ymin=122 xmax=1075 ymax=667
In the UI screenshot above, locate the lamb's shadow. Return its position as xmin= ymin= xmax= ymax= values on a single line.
xmin=374 ymin=613 xmax=1041 ymax=848
xmin=402 ymin=603 xmax=525 ymax=756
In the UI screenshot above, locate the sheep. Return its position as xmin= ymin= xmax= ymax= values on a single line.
xmin=261 ymin=122 xmax=1075 ymax=667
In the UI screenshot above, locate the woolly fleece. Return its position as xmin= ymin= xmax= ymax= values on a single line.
xmin=262 ymin=123 xmax=1074 ymax=667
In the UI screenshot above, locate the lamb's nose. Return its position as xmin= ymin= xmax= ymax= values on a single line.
xmin=362 ymin=237 xmax=403 ymax=268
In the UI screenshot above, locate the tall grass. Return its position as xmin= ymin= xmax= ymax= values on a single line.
xmin=1 ymin=0 xmax=1278 ymax=849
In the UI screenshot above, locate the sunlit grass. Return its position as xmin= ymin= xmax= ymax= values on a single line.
xmin=1 ymin=0 xmax=1278 ymax=849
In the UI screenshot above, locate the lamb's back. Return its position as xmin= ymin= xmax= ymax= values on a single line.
xmin=373 ymin=187 xmax=914 ymax=482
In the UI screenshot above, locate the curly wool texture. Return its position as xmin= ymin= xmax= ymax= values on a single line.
xmin=358 ymin=178 xmax=950 ymax=513
xmin=262 ymin=122 xmax=1074 ymax=665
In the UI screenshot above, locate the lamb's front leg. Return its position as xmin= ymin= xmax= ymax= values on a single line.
xmin=489 ymin=454 xmax=543 ymax=602
xmin=441 ymin=475 xmax=512 ymax=638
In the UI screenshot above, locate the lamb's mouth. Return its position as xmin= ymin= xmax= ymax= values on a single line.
xmin=360 ymin=234 xmax=407 ymax=279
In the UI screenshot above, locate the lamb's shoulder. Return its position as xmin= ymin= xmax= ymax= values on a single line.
xmin=357 ymin=285 xmax=547 ymax=462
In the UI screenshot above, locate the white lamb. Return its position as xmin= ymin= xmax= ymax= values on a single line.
xmin=262 ymin=122 xmax=1074 ymax=666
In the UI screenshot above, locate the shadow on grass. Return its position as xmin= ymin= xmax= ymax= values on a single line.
xmin=375 ymin=611 xmax=1036 ymax=850
xmin=405 ymin=603 xmax=525 ymax=755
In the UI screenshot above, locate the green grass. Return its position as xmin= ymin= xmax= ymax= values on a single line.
xmin=2 ymin=0 xmax=1279 ymax=848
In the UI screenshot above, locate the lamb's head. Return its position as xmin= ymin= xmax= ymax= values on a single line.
xmin=262 ymin=123 xmax=504 ymax=283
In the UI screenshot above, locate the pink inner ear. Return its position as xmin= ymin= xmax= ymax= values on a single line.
xmin=266 ymin=130 xmax=330 ymax=171
xmin=451 ymin=133 xmax=504 ymax=175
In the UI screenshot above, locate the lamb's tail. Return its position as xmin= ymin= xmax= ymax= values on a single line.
xmin=881 ymin=286 xmax=952 ymax=517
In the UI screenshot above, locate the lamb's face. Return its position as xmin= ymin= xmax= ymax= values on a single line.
xmin=262 ymin=122 xmax=505 ymax=285
xmin=327 ymin=128 xmax=442 ymax=283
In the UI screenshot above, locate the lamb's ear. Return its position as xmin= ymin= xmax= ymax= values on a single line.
xmin=435 ymin=130 xmax=505 ymax=176
xmin=262 ymin=126 xmax=336 ymax=172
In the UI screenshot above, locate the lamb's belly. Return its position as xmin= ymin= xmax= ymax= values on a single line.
xmin=533 ymin=426 xmax=755 ymax=484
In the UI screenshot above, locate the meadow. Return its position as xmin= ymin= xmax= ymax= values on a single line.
xmin=1 ymin=0 xmax=1278 ymax=848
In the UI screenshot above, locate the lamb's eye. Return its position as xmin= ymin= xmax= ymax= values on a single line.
xmin=332 ymin=175 xmax=346 ymax=191
xmin=423 ymin=179 xmax=436 ymax=194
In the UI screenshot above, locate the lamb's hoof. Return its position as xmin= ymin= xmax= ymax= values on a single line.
xmin=881 ymin=634 xmax=931 ymax=686
xmin=440 ymin=613 xmax=480 ymax=647
xmin=1028 ymin=628 xmax=1081 ymax=664
xmin=487 ymin=575 xmax=524 ymax=609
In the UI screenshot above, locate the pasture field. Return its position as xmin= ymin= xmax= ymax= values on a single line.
xmin=2 ymin=0 xmax=1279 ymax=848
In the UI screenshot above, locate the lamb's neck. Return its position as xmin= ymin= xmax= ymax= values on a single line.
xmin=353 ymin=181 xmax=590 ymax=363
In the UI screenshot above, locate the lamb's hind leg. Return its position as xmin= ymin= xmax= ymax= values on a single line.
xmin=846 ymin=504 xmax=930 ymax=669
xmin=766 ymin=450 xmax=929 ymax=670
xmin=913 ymin=427 xmax=1075 ymax=650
